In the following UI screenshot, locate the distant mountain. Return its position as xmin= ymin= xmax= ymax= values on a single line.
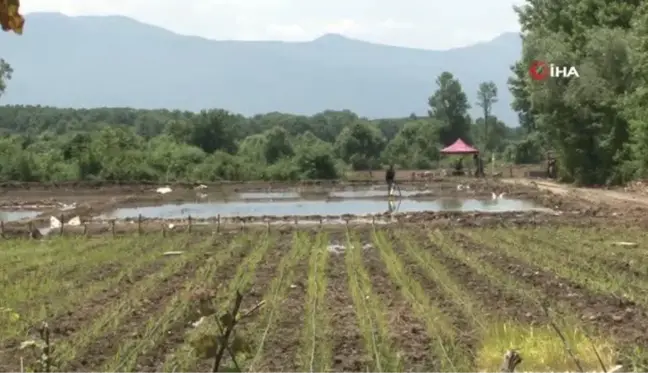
xmin=0 ymin=13 xmax=522 ymax=124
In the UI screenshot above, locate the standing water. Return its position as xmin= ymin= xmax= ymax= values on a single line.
xmin=100 ymin=198 xmax=543 ymax=219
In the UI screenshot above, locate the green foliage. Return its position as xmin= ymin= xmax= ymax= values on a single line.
xmin=383 ymin=120 xmax=441 ymax=168
xmin=0 ymin=58 xmax=11 ymax=96
xmin=476 ymin=81 xmax=498 ymax=151
xmin=509 ymin=0 xmax=648 ymax=185
xmin=428 ymin=72 xmax=473 ymax=146
xmin=0 ymin=64 xmax=531 ymax=182
xmin=0 ymin=101 xmax=525 ymax=182
xmin=503 ymin=133 xmax=545 ymax=164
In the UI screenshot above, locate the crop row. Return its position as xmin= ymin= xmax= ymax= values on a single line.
xmin=0 ymin=226 xmax=645 ymax=371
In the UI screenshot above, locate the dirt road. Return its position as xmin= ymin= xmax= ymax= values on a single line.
xmin=503 ymin=178 xmax=648 ymax=207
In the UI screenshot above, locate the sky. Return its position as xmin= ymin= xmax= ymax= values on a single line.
xmin=21 ymin=0 xmax=525 ymax=50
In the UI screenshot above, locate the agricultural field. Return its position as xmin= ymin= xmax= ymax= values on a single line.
xmin=1 ymin=224 xmax=647 ymax=372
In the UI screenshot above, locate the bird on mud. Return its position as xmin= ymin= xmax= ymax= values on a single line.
xmin=492 ymin=192 xmax=505 ymax=200
xmin=57 ymin=201 xmax=77 ymax=211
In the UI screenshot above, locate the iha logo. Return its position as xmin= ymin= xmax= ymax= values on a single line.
xmin=529 ymin=60 xmax=580 ymax=81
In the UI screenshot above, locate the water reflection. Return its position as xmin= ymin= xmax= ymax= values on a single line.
xmin=0 ymin=210 xmax=41 ymax=222
xmin=100 ymin=198 xmax=542 ymax=219
xmin=387 ymin=198 xmax=401 ymax=214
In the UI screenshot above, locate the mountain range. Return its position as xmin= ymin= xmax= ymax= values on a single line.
xmin=0 ymin=13 xmax=522 ymax=124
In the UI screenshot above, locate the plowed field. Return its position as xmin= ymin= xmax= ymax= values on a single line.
xmin=1 ymin=224 xmax=647 ymax=372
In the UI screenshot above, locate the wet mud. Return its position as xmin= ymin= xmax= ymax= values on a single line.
xmin=451 ymin=233 xmax=648 ymax=350
xmin=359 ymin=230 xmax=443 ymax=371
xmin=3 ymin=178 xmax=648 ymax=236
xmin=325 ymin=237 xmax=369 ymax=372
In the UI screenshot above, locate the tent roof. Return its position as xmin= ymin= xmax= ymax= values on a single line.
xmin=440 ymin=138 xmax=478 ymax=154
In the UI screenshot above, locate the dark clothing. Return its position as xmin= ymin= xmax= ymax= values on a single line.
xmin=474 ymin=155 xmax=484 ymax=177
xmin=547 ymin=159 xmax=557 ymax=178
xmin=386 ymin=169 xmax=395 ymax=182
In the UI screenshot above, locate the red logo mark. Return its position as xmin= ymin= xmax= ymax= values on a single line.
xmin=529 ymin=60 xmax=549 ymax=80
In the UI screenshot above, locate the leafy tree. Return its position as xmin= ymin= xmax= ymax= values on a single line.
xmin=237 ymin=134 xmax=268 ymax=164
xmin=190 ymin=110 xmax=240 ymax=154
xmin=334 ymin=121 xmax=385 ymax=170
xmin=508 ymin=60 xmax=536 ymax=134
xmin=473 ymin=116 xmax=509 ymax=153
xmin=263 ymin=126 xmax=294 ymax=164
xmin=0 ymin=59 xmax=12 ymax=97
xmin=476 ymin=81 xmax=498 ymax=150
xmin=428 ymin=72 xmax=472 ymax=146
xmin=509 ymin=0 xmax=641 ymax=184
xmin=382 ymin=119 xmax=441 ymax=168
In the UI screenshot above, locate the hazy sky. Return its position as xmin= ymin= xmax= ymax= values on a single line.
xmin=22 ymin=0 xmax=525 ymax=50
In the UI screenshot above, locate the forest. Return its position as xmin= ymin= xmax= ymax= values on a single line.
xmin=0 ymin=71 xmax=527 ymax=182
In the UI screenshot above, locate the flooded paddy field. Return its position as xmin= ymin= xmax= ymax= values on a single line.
xmin=1 ymin=178 xmax=648 ymax=371
xmin=0 ymin=178 xmax=573 ymax=219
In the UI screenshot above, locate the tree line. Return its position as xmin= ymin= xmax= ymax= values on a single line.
xmin=509 ymin=0 xmax=648 ymax=185
xmin=0 ymin=69 xmax=528 ymax=182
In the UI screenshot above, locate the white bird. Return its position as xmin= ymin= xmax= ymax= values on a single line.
xmin=50 ymin=216 xmax=61 ymax=228
xmin=457 ymin=184 xmax=464 ymax=191
xmin=58 ymin=202 xmax=77 ymax=211
xmin=50 ymin=215 xmax=81 ymax=228
xmin=156 ymin=186 xmax=172 ymax=194
xmin=194 ymin=184 xmax=207 ymax=190
xmin=67 ymin=216 xmax=81 ymax=226
xmin=492 ymin=192 xmax=505 ymax=200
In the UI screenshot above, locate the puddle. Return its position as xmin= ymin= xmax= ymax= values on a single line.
xmin=329 ymin=189 xmax=431 ymax=198
xmin=237 ymin=192 xmax=300 ymax=199
xmin=0 ymin=210 xmax=42 ymax=222
xmin=236 ymin=188 xmax=432 ymax=199
xmin=100 ymin=198 xmax=541 ymax=219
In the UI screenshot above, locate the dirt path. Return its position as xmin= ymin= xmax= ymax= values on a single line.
xmin=503 ymin=178 xmax=648 ymax=207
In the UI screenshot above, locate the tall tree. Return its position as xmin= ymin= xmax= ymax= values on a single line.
xmin=510 ymin=0 xmax=640 ymax=185
xmin=0 ymin=59 xmax=12 ymax=97
xmin=476 ymin=81 xmax=498 ymax=150
xmin=428 ymin=72 xmax=472 ymax=145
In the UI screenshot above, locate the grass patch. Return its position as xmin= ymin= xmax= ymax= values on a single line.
xmin=476 ymin=321 xmax=616 ymax=372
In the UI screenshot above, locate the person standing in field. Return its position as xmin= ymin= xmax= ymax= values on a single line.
xmin=386 ymin=165 xmax=396 ymax=196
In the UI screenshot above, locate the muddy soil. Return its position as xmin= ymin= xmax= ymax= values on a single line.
xmin=64 ymin=243 xmax=215 ymax=371
xmin=190 ymin=230 xmax=293 ymax=372
xmin=326 ymin=237 xmax=370 ymax=372
xmin=389 ymin=229 xmax=543 ymax=325
xmin=4 ymin=178 xmax=646 ymax=236
xmin=250 ymin=248 xmax=309 ymax=371
xmin=359 ymin=230 xmax=449 ymax=371
xmin=4 ymin=205 xmax=648 ymax=240
xmin=451 ymin=233 xmax=648 ymax=352
xmin=0 ymin=237 xmax=197 ymax=372
xmin=0 ymin=178 xmax=551 ymax=208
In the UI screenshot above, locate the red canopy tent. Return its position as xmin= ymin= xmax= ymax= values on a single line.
xmin=440 ymin=138 xmax=478 ymax=154
xmin=440 ymin=138 xmax=480 ymax=176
